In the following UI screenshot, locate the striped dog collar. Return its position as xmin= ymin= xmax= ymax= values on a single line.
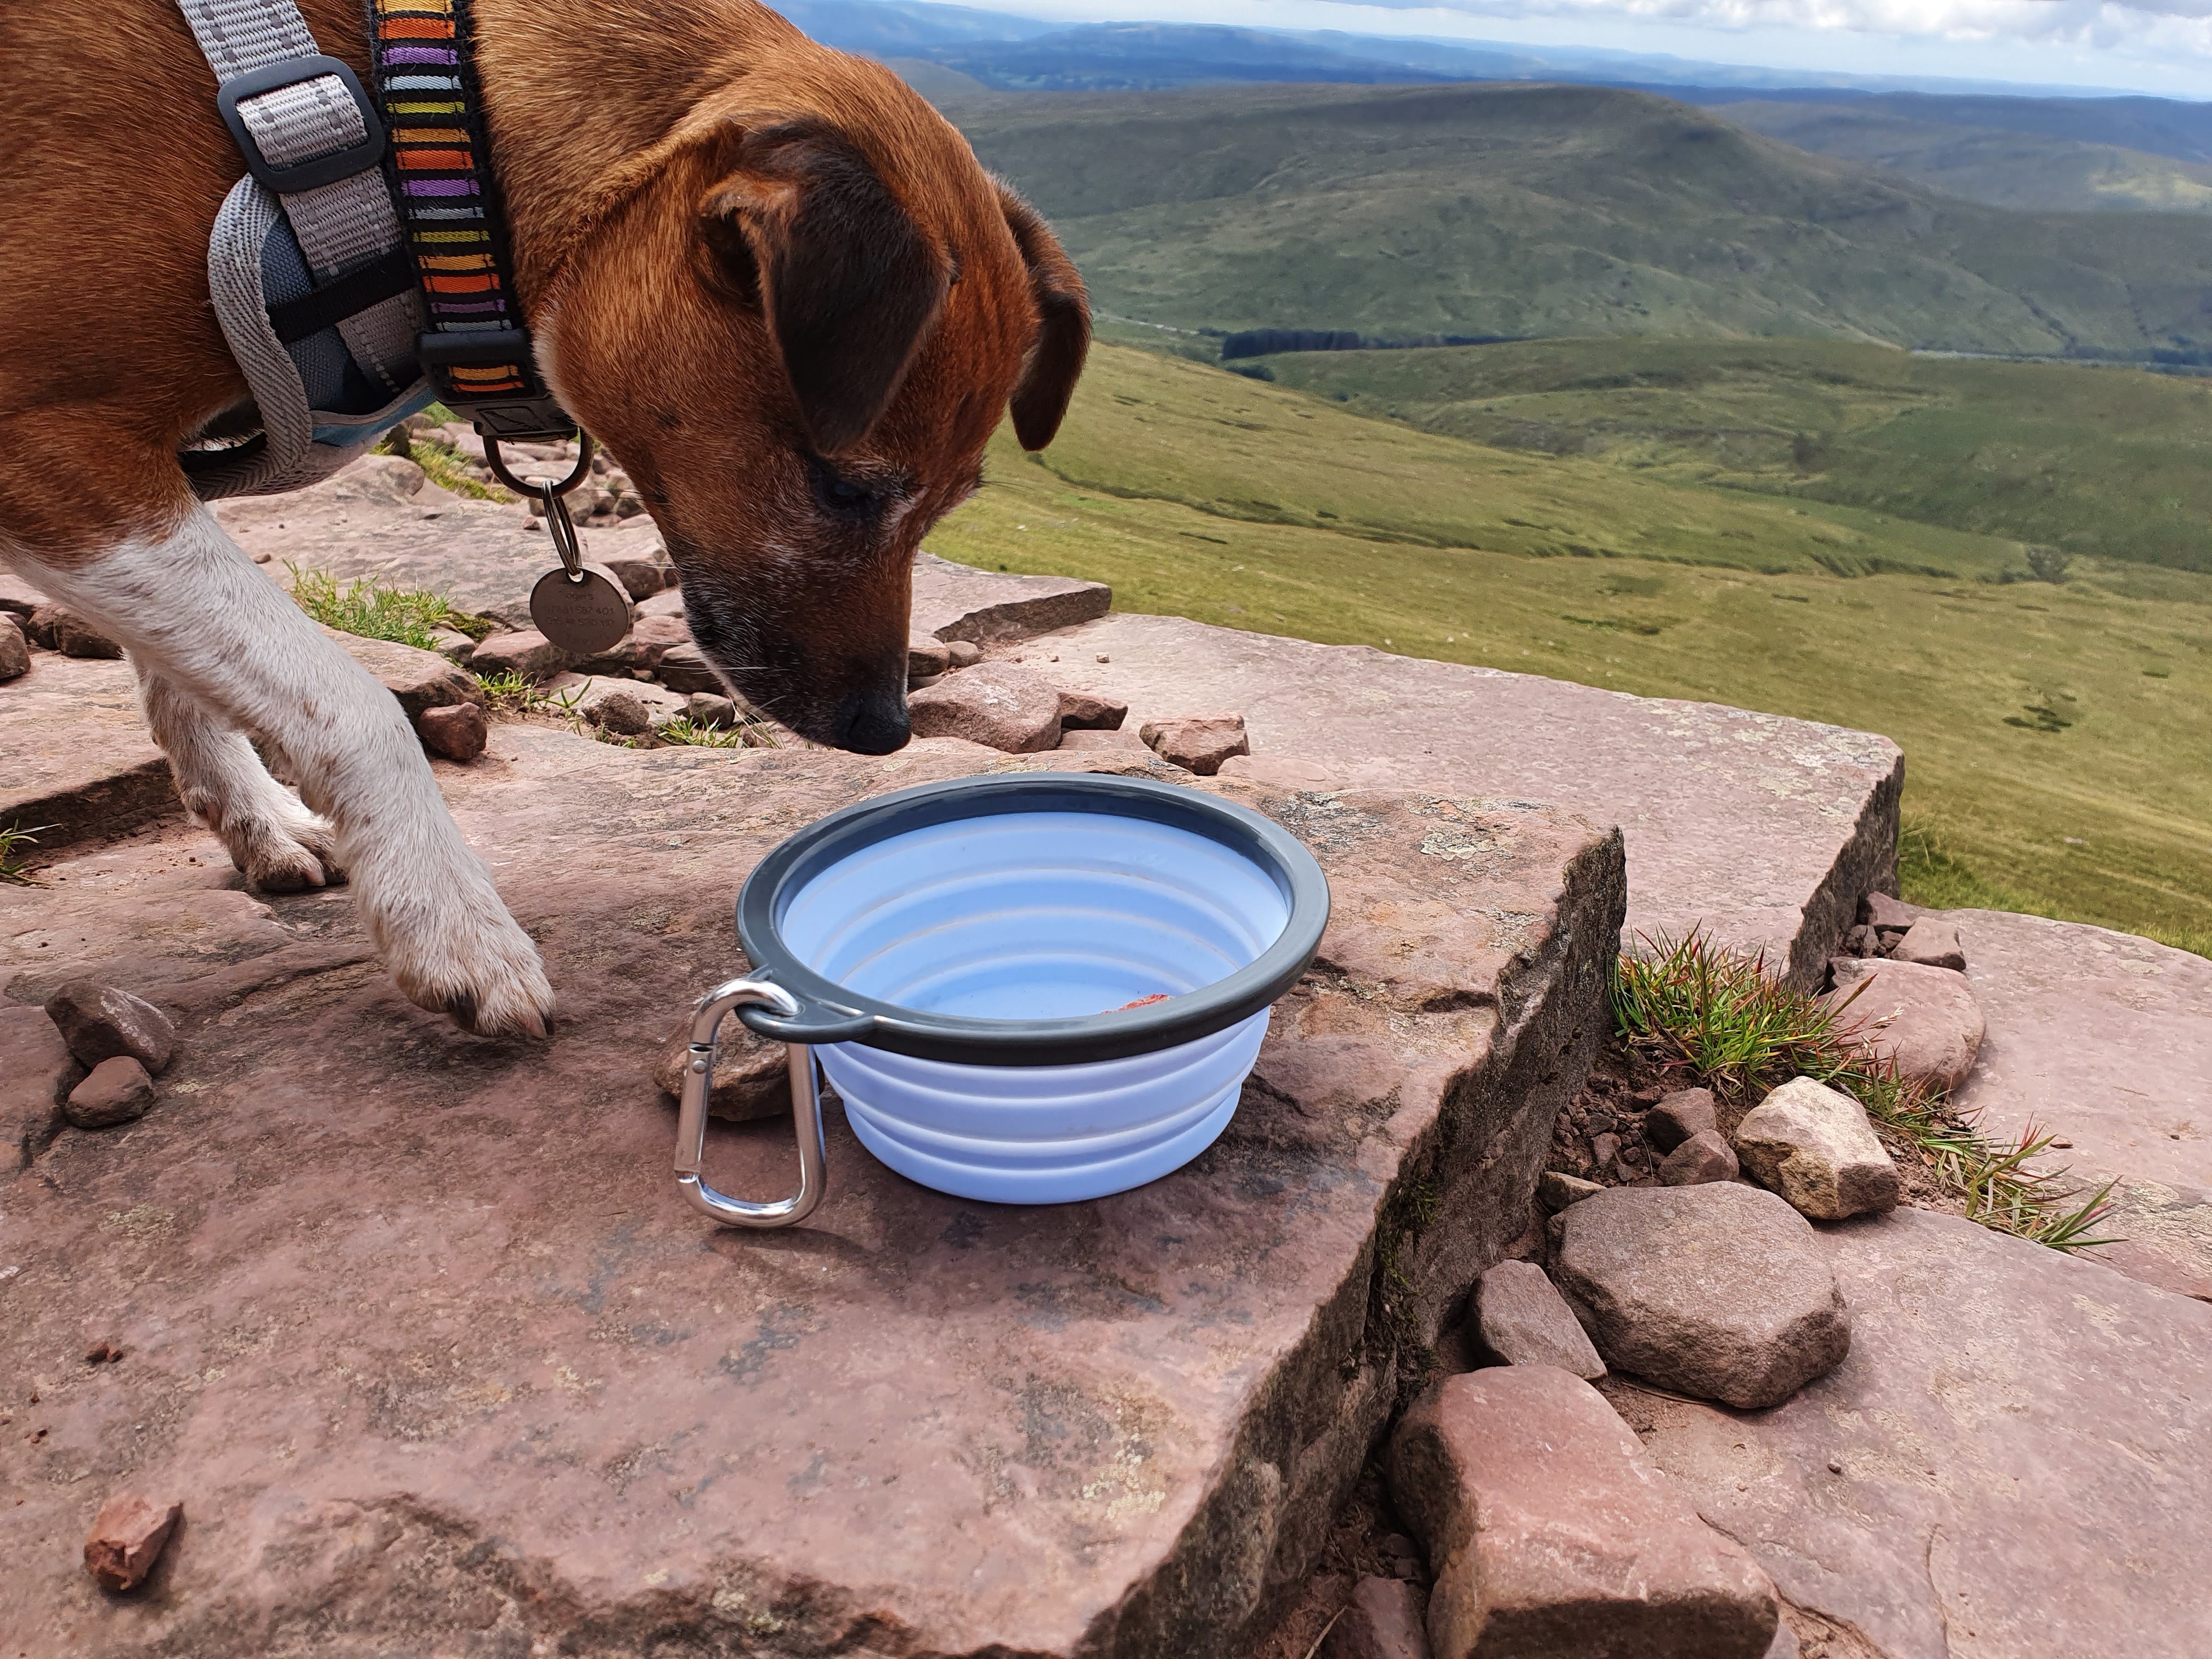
xmin=364 ymin=0 xmax=573 ymax=439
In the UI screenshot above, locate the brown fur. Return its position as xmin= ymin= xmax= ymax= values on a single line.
xmin=0 ymin=0 xmax=1088 ymax=751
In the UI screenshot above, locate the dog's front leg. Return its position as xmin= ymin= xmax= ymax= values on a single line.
xmin=137 ymin=664 xmax=343 ymax=893
xmin=14 ymin=506 xmax=555 ymax=1037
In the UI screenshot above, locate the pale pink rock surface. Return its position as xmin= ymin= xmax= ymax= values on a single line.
xmin=1945 ymin=909 xmax=2212 ymax=1301
xmin=1017 ymin=612 xmax=1901 ymax=985
xmin=1617 ymin=1207 xmax=2212 ymax=1659
xmin=0 ymin=726 xmax=1624 ymax=1657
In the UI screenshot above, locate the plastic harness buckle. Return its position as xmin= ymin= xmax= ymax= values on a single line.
xmin=215 ymin=54 xmax=387 ymax=194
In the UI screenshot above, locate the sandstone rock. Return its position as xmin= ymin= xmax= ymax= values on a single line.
xmin=1944 ymin=909 xmax=2212 ymax=1301
xmin=1141 ymin=714 xmax=1250 ymax=776
xmin=1646 ymin=1087 xmax=1718 ymax=1154
xmin=654 ymin=642 xmax=724 ymax=695
xmin=83 ymin=1493 xmax=183 ymax=1592
xmin=908 ymin=661 xmax=1062 ymax=753
xmin=0 ymin=567 xmax=47 ymax=617
xmin=651 ymin=1017 xmax=791 ymax=1122
xmin=1216 ymin=753 xmax=1336 ymax=791
xmin=0 ymin=612 xmax=27 ymax=680
xmin=1058 ymin=727 xmax=1148 ymax=752
xmin=543 ymin=675 xmax=688 ymax=735
xmin=416 ymin=702 xmax=488 ymax=763
xmin=636 ymin=588 xmax=688 ymax=620
xmin=0 ymin=655 xmax=174 ymax=855
xmin=945 ymin=639 xmax=981 ymax=669
xmin=1658 ymin=1128 xmax=1739 ymax=1187
xmin=575 ymin=613 xmax=690 ymax=677
xmin=685 ymin=693 xmax=738 ymax=730
xmin=1891 ymin=917 xmax=1965 ymax=970
xmin=911 ymin=551 xmax=1110 ymax=645
xmin=64 ymin=1057 xmax=156 ymax=1130
xmin=597 ymin=549 xmax=672 ymax=600
xmin=43 ymin=981 xmax=176 ymax=1073
xmin=1538 ymin=1171 xmax=1602 ymax=1211
xmin=1018 ymin=613 xmax=1903 ymax=985
xmin=591 ymin=690 xmax=655 ymax=738
xmin=909 ymin=636 xmax=952 ymax=680
xmin=0 ymin=731 xmax=1626 ymax=1657
xmin=29 ymin=603 xmax=123 ymax=659
xmin=1057 ymin=689 xmax=1128 ymax=731
xmin=3 ymin=1004 xmax=72 ymax=1174
xmin=1389 ymin=1367 xmax=1777 ymax=1659
xmin=1824 ymin=958 xmax=1985 ymax=1094
xmin=1589 ymin=1130 xmax=1621 ymax=1175
xmin=469 ymin=629 xmax=571 ymax=683
xmin=425 ymin=626 xmax=477 ymax=667
xmin=1859 ymin=891 xmax=1916 ymax=932
xmin=1548 ymin=1184 xmax=1850 ymax=1409
xmin=1621 ymin=1207 xmax=2212 ymax=1659
xmin=1322 ymin=1576 xmax=1432 ymax=1659
xmin=1733 ymin=1077 xmax=1899 ymax=1221
xmin=1472 ymin=1261 xmax=1604 ymax=1379
xmin=329 ymin=627 xmax=485 ymax=721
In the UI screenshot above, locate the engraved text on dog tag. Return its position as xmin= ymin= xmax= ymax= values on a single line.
xmin=531 ymin=565 xmax=633 ymax=656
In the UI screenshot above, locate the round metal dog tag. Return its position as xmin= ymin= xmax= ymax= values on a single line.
xmin=530 ymin=566 xmax=632 ymax=656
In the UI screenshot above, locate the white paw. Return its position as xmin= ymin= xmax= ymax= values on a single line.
xmin=236 ymin=809 xmax=344 ymax=893
xmin=370 ymin=874 xmax=557 ymax=1040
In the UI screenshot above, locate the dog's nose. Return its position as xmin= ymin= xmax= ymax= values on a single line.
xmin=829 ymin=684 xmax=911 ymax=755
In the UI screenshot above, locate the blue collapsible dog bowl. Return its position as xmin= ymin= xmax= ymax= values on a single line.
xmin=672 ymin=773 xmax=1331 ymax=1227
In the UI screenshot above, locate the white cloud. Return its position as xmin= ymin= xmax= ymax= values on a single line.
xmin=1369 ymin=0 xmax=2212 ymax=52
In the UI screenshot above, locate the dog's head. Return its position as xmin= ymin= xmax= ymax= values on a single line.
xmin=543 ymin=55 xmax=1088 ymax=753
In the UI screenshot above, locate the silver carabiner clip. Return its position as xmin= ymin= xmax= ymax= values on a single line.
xmin=673 ymin=978 xmax=828 ymax=1229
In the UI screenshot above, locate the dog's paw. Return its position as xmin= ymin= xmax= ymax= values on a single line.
xmin=235 ymin=810 xmax=345 ymax=894
xmin=384 ymin=895 xmax=557 ymax=1040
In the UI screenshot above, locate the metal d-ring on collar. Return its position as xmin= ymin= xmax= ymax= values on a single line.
xmin=484 ymin=432 xmax=596 ymax=582
xmin=674 ymin=978 xmax=830 ymax=1229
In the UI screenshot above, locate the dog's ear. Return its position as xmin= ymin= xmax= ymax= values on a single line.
xmin=700 ymin=122 xmax=952 ymax=455
xmin=997 ymin=184 xmax=1091 ymax=453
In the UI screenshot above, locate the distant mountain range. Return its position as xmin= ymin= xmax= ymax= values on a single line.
xmin=943 ymin=81 xmax=2212 ymax=361
xmin=772 ymin=1 xmax=2181 ymax=101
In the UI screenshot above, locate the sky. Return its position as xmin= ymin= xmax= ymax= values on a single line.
xmin=983 ymin=1 xmax=2212 ymax=96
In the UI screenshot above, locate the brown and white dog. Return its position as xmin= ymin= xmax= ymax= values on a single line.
xmin=0 ymin=1 xmax=1090 ymax=1036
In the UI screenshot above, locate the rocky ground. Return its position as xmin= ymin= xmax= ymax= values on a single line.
xmin=4 ymin=452 xmax=2209 ymax=1658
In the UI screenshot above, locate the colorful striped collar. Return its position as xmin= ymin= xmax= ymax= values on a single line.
xmin=363 ymin=0 xmax=574 ymax=439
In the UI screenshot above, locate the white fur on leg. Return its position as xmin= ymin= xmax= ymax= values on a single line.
xmin=137 ymin=664 xmax=341 ymax=891
xmin=8 ymin=513 xmax=554 ymax=1037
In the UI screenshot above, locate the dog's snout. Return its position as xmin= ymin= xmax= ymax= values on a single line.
xmin=830 ymin=685 xmax=911 ymax=756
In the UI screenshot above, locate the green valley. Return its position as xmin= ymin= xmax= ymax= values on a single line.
xmin=933 ymin=345 xmax=2212 ymax=955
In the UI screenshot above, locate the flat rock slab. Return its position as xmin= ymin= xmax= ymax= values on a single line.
xmin=913 ymin=551 xmax=1110 ymax=645
xmin=1015 ymin=614 xmax=1901 ymax=985
xmin=1943 ymin=910 xmax=2212 ymax=1301
xmin=214 ymin=456 xmax=557 ymax=634
xmin=0 ymin=652 xmax=171 ymax=851
xmin=0 ymin=726 xmax=1624 ymax=1657
xmin=1613 ymin=1207 xmax=2212 ymax=1659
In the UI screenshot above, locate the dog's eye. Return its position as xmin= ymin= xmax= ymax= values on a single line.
xmin=808 ymin=457 xmax=905 ymax=522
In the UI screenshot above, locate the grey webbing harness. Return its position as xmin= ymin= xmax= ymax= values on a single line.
xmin=177 ymin=0 xmax=435 ymax=498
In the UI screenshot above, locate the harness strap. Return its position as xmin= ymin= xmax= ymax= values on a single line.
xmin=364 ymin=0 xmax=575 ymax=440
xmin=177 ymin=0 xmax=419 ymax=394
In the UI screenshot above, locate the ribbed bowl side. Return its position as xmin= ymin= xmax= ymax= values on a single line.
xmin=780 ymin=809 xmax=1294 ymax=1202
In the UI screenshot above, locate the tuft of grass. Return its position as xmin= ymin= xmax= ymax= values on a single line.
xmin=291 ymin=566 xmax=469 ymax=651
xmin=472 ymin=669 xmax=538 ymax=711
xmin=410 ymin=436 xmax=515 ymax=503
xmin=1613 ymin=931 xmax=2118 ymax=1251
xmin=657 ymin=715 xmax=748 ymax=749
xmin=1 ymin=821 xmax=55 ymax=887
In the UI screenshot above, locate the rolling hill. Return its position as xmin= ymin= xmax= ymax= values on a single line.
xmin=929 ymin=345 xmax=2212 ymax=954
xmin=1250 ymin=338 xmax=2212 ymax=574
xmin=1711 ymin=100 xmax=2212 ymax=215
xmin=943 ymin=82 xmax=2212 ymax=361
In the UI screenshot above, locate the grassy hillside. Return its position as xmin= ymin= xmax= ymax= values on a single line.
xmin=1714 ymin=100 xmax=2212 ymax=215
xmin=1251 ymin=338 xmax=2212 ymax=574
xmin=946 ymin=82 xmax=2212 ymax=360
xmin=930 ymin=346 xmax=2212 ymax=955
